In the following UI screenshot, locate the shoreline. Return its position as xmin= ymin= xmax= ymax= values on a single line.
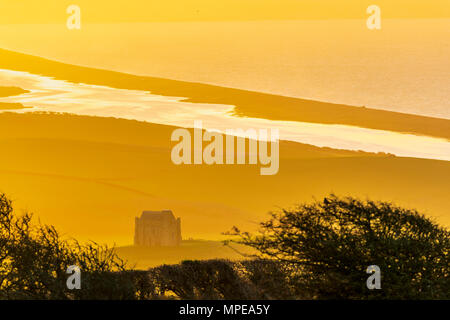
xmin=0 ymin=102 xmax=27 ymax=110
xmin=0 ymin=86 xmax=29 ymax=110
xmin=1 ymin=69 xmax=448 ymax=161
xmin=0 ymin=86 xmax=29 ymax=98
xmin=1 ymin=48 xmax=449 ymax=141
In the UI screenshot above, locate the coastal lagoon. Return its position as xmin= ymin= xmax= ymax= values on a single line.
xmin=1 ymin=69 xmax=449 ymax=161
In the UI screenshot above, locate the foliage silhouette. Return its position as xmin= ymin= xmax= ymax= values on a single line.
xmin=1 ymin=193 xmax=448 ymax=299
xmin=0 ymin=193 xmax=130 ymax=299
xmin=227 ymin=194 xmax=450 ymax=299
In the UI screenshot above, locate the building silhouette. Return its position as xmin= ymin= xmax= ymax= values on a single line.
xmin=134 ymin=210 xmax=181 ymax=246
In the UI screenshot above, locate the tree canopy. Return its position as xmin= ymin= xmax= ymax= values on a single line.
xmin=228 ymin=194 xmax=449 ymax=299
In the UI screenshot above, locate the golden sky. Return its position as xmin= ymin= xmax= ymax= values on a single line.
xmin=0 ymin=0 xmax=449 ymax=24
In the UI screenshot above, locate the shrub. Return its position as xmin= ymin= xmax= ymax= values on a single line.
xmin=145 ymin=259 xmax=296 ymax=299
xmin=0 ymin=194 xmax=129 ymax=299
xmin=227 ymin=194 xmax=450 ymax=299
xmin=2 ymin=192 xmax=448 ymax=300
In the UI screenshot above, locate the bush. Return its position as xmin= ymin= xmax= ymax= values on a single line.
xmin=2 ymin=192 xmax=448 ymax=300
xmin=144 ymin=259 xmax=298 ymax=299
xmin=0 ymin=194 xmax=130 ymax=299
xmin=0 ymin=193 xmax=289 ymax=300
xmin=0 ymin=193 xmax=292 ymax=300
xmin=227 ymin=194 xmax=450 ymax=299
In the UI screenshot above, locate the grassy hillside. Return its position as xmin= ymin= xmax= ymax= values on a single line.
xmin=115 ymin=240 xmax=255 ymax=270
xmin=0 ymin=112 xmax=448 ymax=247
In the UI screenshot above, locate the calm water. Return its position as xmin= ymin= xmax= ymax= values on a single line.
xmin=0 ymin=19 xmax=449 ymax=119
xmin=1 ymin=69 xmax=449 ymax=161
